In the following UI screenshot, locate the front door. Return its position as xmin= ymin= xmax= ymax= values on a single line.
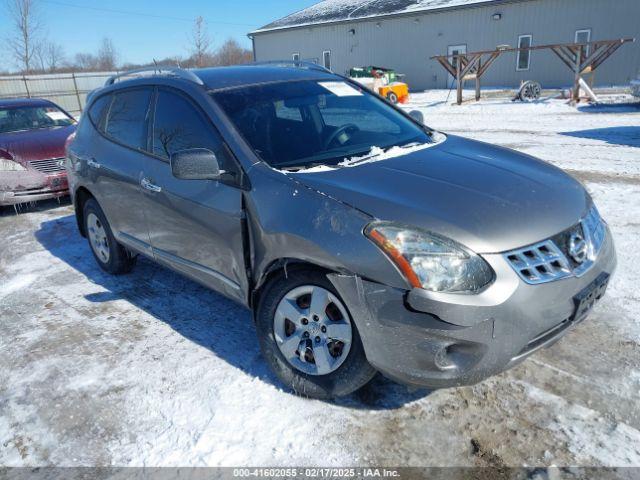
xmin=144 ymin=87 xmax=247 ymax=303
xmin=447 ymin=44 xmax=467 ymax=87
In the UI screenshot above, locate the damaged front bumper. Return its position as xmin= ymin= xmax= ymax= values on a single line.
xmin=328 ymin=228 xmax=617 ymax=389
xmin=0 ymin=171 xmax=69 ymax=206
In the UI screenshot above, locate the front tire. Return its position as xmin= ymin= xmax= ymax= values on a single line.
xmin=256 ymin=269 xmax=376 ymax=399
xmin=83 ymin=198 xmax=136 ymax=275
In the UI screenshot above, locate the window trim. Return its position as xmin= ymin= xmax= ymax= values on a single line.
xmin=516 ymin=34 xmax=533 ymax=72
xmin=322 ymin=50 xmax=331 ymax=71
xmin=575 ymin=28 xmax=592 ymax=56
xmin=292 ymin=52 xmax=300 ymax=62
xmin=447 ymin=44 xmax=468 ymax=82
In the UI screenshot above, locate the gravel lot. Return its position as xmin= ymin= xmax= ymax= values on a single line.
xmin=1 ymin=91 xmax=639 ymax=469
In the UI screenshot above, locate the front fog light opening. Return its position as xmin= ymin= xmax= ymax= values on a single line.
xmin=434 ymin=345 xmax=458 ymax=371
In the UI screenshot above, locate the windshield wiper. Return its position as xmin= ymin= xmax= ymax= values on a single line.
xmin=275 ymin=147 xmax=374 ymax=171
xmin=279 ymin=162 xmax=331 ymax=172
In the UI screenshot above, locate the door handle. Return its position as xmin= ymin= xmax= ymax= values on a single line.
xmin=75 ymin=154 xmax=99 ymax=168
xmin=141 ymin=177 xmax=162 ymax=193
xmin=86 ymin=158 xmax=101 ymax=169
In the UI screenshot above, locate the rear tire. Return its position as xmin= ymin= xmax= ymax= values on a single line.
xmin=83 ymin=198 xmax=136 ymax=275
xmin=255 ymin=269 xmax=376 ymax=399
xmin=386 ymin=91 xmax=399 ymax=104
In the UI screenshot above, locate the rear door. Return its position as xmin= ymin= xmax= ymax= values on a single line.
xmin=86 ymin=88 xmax=154 ymax=256
xmin=144 ymin=87 xmax=247 ymax=303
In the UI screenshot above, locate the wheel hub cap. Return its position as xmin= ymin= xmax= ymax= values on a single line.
xmin=273 ymin=285 xmax=353 ymax=376
xmin=87 ymin=213 xmax=110 ymax=264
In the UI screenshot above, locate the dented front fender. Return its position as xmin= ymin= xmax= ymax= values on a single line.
xmin=244 ymin=163 xmax=408 ymax=291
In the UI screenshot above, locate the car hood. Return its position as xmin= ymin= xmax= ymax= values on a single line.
xmin=290 ymin=135 xmax=589 ymax=253
xmin=0 ymin=125 xmax=76 ymax=163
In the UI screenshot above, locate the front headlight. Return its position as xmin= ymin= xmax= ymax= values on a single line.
xmin=0 ymin=158 xmax=26 ymax=171
xmin=365 ymin=223 xmax=494 ymax=293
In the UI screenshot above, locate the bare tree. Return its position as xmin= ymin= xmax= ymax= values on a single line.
xmin=44 ymin=42 xmax=65 ymax=71
xmin=33 ymin=41 xmax=65 ymax=72
xmin=6 ymin=0 xmax=42 ymax=72
xmin=97 ymin=37 xmax=118 ymax=70
xmin=74 ymin=52 xmax=98 ymax=70
xmin=189 ymin=16 xmax=212 ymax=68
xmin=215 ymin=38 xmax=253 ymax=66
xmin=33 ymin=41 xmax=46 ymax=72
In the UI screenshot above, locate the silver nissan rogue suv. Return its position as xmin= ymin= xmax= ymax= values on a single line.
xmin=66 ymin=64 xmax=617 ymax=399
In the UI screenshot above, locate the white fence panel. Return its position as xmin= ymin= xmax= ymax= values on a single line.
xmin=0 ymin=71 xmax=116 ymax=115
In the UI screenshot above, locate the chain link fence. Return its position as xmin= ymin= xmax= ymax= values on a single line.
xmin=0 ymin=71 xmax=117 ymax=117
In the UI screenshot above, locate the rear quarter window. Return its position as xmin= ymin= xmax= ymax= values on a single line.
xmin=88 ymin=94 xmax=111 ymax=131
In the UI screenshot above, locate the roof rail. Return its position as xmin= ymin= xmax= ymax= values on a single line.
xmin=105 ymin=66 xmax=204 ymax=86
xmin=246 ymin=60 xmax=332 ymax=74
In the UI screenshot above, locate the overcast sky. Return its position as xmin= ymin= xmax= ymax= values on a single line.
xmin=0 ymin=0 xmax=318 ymax=68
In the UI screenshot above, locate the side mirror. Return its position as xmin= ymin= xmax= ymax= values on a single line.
xmin=170 ymin=148 xmax=222 ymax=181
xmin=409 ymin=110 xmax=425 ymax=124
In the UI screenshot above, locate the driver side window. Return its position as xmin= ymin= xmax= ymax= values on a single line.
xmin=152 ymin=89 xmax=236 ymax=174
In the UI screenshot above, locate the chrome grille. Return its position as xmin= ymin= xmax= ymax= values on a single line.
xmin=505 ymin=206 xmax=606 ymax=285
xmin=505 ymin=240 xmax=572 ymax=284
xmin=28 ymin=158 xmax=65 ymax=174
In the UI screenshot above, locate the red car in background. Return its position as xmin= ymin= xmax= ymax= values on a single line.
xmin=0 ymin=98 xmax=76 ymax=207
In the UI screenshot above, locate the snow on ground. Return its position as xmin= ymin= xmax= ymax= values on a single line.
xmin=1 ymin=91 xmax=639 ymax=468
xmin=411 ymin=90 xmax=640 ymax=178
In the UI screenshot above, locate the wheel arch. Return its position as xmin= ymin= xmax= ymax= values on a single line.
xmin=250 ymin=258 xmax=341 ymax=315
xmin=73 ymin=186 xmax=96 ymax=237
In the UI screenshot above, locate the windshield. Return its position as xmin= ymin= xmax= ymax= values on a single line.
xmin=0 ymin=105 xmax=75 ymax=134
xmin=212 ymin=80 xmax=431 ymax=170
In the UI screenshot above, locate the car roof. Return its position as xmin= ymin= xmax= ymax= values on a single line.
xmin=192 ymin=65 xmax=338 ymax=91
xmin=0 ymin=97 xmax=57 ymax=109
xmin=96 ymin=64 xmax=339 ymax=98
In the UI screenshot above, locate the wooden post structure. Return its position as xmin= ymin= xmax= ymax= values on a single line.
xmin=456 ymin=55 xmax=462 ymax=105
xmin=432 ymin=38 xmax=634 ymax=105
xmin=475 ymin=58 xmax=482 ymax=101
xmin=433 ymin=49 xmax=502 ymax=104
xmin=573 ymin=45 xmax=583 ymax=103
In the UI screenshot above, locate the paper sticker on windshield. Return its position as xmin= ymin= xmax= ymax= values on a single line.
xmin=45 ymin=111 xmax=68 ymax=121
xmin=318 ymin=82 xmax=363 ymax=97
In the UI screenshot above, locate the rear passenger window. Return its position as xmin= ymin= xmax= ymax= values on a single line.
xmin=105 ymin=88 xmax=152 ymax=150
xmin=153 ymin=89 xmax=235 ymax=172
xmin=88 ymin=94 xmax=111 ymax=130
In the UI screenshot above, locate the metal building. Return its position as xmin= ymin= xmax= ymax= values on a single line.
xmin=249 ymin=0 xmax=640 ymax=91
